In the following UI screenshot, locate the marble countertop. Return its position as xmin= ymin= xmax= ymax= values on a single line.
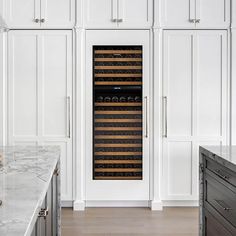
xmin=0 ymin=146 xmax=60 ymax=236
xmin=200 ymin=145 xmax=236 ymax=172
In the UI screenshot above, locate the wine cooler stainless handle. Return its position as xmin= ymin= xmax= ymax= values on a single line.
xmin=144 ymin=96 xmax=148 ymax=138
xmin=67 ymin=96 xmax=71 ymax=139
xmin=163 ymin=96 xmax=168 ymax=138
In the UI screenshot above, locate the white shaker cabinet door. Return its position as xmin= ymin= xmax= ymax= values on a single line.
xmin=7 ymin=30 xmax=73 ymax=201
xmin=117 ymin=0 xmax=152 ymax=28
xmin=40 ymin=0 xmax=75 ymax=28
xmin=160 ymin=0 xmax=195 ymax=28
xmin=162 ymin=31 xmax=195 ymax=200
xmin=84 ymin=0 xmax=118 ymax=28
xmin=195 ymin=0 xmax=230 ymax=28
xmin=162 ymin=30 xmax=228 ymax=201
xmin=4 ymin=0 xmax=41 ymax=28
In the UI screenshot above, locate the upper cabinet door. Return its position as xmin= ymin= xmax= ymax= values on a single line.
xmin=160 ymin=0 xmax=195 ymax=28
xmin=3 ymin=0 xmax=75 ymax=28
xmin=40 ymin=0 xmax=75 ymax=28
xmin=84 ymin=0 xmax=118 ymax=28
xmin=4 ymin=0 xmax=41 ymax=28
xmin=83 ymin=0 xmax=152 ymax=28
xmin=117 ymin=0 xmax=152 ymax=28
xmin=195 ymin=0 xmax=230 ymax=28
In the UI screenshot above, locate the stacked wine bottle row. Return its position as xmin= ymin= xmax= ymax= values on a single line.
xmin=93 ymin=46 xmax=143 ymax=180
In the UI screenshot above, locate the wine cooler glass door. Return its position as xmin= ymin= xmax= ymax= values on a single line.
xmin=85 ymin=30 xmax=150 ymax=201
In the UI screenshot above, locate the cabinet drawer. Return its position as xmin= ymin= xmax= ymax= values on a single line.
xmin=205 ymin=172 xmax=236 ymax=228
xmin=206 ymin=157 xmax=236 ymax=187
xmin=204 ymin=209 xmax=234 ymax=236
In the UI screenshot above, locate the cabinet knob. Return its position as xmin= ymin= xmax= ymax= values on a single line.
xmin=189 ymin=19 xmax=196 ymax=23
xmin=195 ymin=19 xmax=200 ymax=23
xmin=34 ymin=19 xmax=40 ymax=23
xmin=117 ymin=19 xmax=123 ymax=23
xmin=41 ymin=19 xmax=45 ymax=23
xmin=111 ymin=19 xmax=117 ymax=22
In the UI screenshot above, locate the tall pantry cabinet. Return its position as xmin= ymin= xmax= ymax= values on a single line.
xmin=7 ymin=30 xmax=73 ymax=202
xmin=155 ymin=0 xmax=230 ymax=204
xmin=0 ymin=0 xmax=75 ymax=203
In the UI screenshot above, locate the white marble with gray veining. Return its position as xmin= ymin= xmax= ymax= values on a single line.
xmin=0 ymin=146 xmax=60 ymax=236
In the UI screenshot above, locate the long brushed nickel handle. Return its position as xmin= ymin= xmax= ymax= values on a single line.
xmin=67 ymin=96 xmax=71 ymax=138
xmin=163 ymin=96 xmax=168 ymax=138
xmin=144 ymin=96 xmax=148 ymax=138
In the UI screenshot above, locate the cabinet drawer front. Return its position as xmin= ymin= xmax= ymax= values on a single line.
xmin=205 ymin=173 xmax=236 ymax=227
xmin=204 ymin=209 xmax=234 ymax=236
xmin=206 ymin=157 xmax=236 ymax=187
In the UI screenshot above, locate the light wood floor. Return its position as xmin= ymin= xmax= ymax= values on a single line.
xmin=62 ymin=207 xmax=199 ymax=236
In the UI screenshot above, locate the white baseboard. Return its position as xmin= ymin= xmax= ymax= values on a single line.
xmin=61 ymin=200 xmax=73 ymax=207
xmin=162 ymin=200 xmax=199 ymax=207
xmin=150 ymin=200 xmax=163 ymax=211
xmin=73 ymin=200 xmax=86 ymax=211
xmin=85 ymin=200 xmax=150 ymax=208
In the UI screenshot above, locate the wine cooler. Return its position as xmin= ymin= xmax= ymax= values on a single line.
xmin=93 ymin=45 xmax=143 ymax=180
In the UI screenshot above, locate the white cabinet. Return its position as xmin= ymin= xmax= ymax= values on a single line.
xmin=162 ymin=30 xmax=228 ymax=200
xmin=7 ymin=30 xmax=73 ymax=201
xmin=232 ymin=30 xmax=236 ymax=145
xmin=85 ymin=30 xmax=150 ymax=201
xmin=0 ymin=32 xmax=6 ymax=146
xmin=159 ymin=0 xmax=230 ymax=28
xmin=83 ymin=0 xmax=152 ymax=28
xmin=3 ymin=0 xmax=75 ymax=28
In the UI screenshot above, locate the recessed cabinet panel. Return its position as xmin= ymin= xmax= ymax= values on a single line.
xmin=84 ymin=0 xmax=118 ymax=28
xmin=8 ymin=34 xmax=38 ymax=137
xmin=163 ymin=32 xmax=193 ymax=136
xmin=160 ymin=0 xmax=195 ymax=28
xmin=166 ymin=142 xmax=193 ymax=196
xmin=196 ymin=0 xmax=230 ymax=28
xmin=196 ymin=32 xmax=227 ymax=137
xmin=41 ymin=0 xmax=75 ymax=28
xmin=42 ymin=34 xmax=71 ymax=137
xmin=118 ymin=0 xmax=152 ymax=28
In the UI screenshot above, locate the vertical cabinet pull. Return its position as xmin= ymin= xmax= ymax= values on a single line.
xmin=67 ymin=96 xmax=71 ymax=139
xmin=163 ymin=96 xmax=168 ymax=138
xmin=144 ymin=96 xmax=148 ymax=138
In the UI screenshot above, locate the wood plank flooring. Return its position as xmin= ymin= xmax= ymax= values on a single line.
xmin=62 ymin=207 xmax=199 ymax=236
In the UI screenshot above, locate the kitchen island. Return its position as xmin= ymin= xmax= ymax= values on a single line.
xmin=0 ymin=146 xmax=60 ymax=236
xmin=200 ymin=146 xmax=236 ymax=236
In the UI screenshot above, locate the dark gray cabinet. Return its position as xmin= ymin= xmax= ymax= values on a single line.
xmin=31 ymin=165 xmax=60 ymax=236
xmin=200 ymin=147 xmax=236 ymax=236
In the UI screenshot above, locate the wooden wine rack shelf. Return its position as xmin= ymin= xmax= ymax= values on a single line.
xmin=93 ymin=45 xmax=143 ymax=180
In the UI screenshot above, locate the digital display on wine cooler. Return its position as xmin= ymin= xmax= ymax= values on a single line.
xmin=93 ymin=45 xmax=143 ymax=180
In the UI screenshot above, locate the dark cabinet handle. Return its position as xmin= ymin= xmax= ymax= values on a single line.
xmin=215 ymin=199 xmax=232 ymax=211
xmin=38 ymin=207 xmax=49 ymax=219
xmin=215 ymin=169 xmax=230 ymax=180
